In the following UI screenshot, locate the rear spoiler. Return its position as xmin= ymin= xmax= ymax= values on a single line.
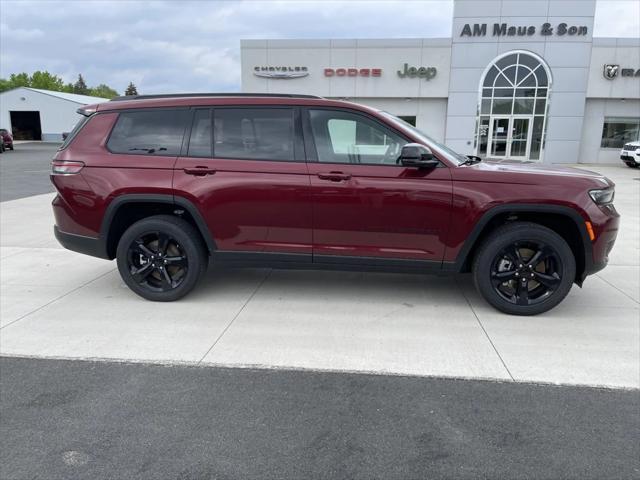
xmin=77 ymin=104 xmax=100 ymax=116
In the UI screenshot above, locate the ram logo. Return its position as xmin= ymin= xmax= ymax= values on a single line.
xmin=603 ymin=64 xmax=619 ymax=80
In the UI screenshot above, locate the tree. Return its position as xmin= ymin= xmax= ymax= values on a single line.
xmin=90 ymin=84 xmax=119 ymax=99
xmin=73 ymin=74 xmax=89 ymax=95
xmin=124 ymin=82 xmax=138 ymax=96
xmin=30 ymin=71 xmax=65 ymax=91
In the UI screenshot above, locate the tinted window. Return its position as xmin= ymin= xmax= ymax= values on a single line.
xmin=108 ymin=109 xmax=189 ymax=156
xmin=188 ymin=109 xmax=212 ymax=157
xmin=600 ymin=117 xmax=640 ymax=148
xmin=309 ymin=109 xmax=407 ymax=165
xmin=59 ymin=115 xmax=90 ymax=150
xmin=214 ymin=108 xmax=295 ymax=161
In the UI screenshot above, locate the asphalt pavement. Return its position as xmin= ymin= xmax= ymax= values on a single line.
xmin=1 ymin=356 xmax=638 ymax=480
xmin=0 ymin=142 xmax=58 ymax=202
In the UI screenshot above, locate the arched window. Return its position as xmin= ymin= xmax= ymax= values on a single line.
xmin=476 ymin=51 xmax=551 ymax=161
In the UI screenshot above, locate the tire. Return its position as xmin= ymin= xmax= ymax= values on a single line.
xmin=116 ymin=215 xmax=207 ymax=301
xmin=8 ymin=144 xmax=13 ymax=151
xmin=472 ymin=222 xmax=576 ymax=316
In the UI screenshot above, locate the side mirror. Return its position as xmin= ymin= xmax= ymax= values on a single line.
xmin=399 ymin=143 xmax=439 ymax=168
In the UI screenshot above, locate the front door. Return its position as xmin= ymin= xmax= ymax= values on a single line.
xmin=173 ymin=107 xmax=313 ymax=258
xmin=304 ymin=108 xmax=452 ymax=264
xmin=488 ymin=116 xmax=532 ymax=160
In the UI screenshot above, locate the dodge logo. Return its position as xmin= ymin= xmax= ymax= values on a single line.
xmin=603 ymin=64 xmax=619 ymax=80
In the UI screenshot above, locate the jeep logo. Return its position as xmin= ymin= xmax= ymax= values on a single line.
xmin=397 ymin=63 xmax=437 ymax=80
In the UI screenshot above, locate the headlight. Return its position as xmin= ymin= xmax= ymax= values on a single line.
xmin=589 ymin=187 xmax=615 ymax=205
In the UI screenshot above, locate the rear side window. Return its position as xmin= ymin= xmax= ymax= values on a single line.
xmin=107 ymin=109 xmax=189 ymax=156
xmin=188 ymin=109 xmax=212 ymax=157
xmin=214 ymin=108 xmax=295 ymax=161
xmin=59 ymin=115 xmax=90 ymax=150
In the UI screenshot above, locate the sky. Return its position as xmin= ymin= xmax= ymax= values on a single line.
xmin=1 ymin=0 xmax=639 ymax=95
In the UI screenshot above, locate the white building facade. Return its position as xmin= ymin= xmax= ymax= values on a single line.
xmin=0 ymin=87 xmax=109 ymax=141
xmin=241 ymin=0 xmax=639 ymax=164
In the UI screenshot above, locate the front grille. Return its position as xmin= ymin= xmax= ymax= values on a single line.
xmin=623 ymin=143 xmax=639 ymax=151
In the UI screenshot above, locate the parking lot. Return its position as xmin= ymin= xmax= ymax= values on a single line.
xmin=1 ymin=144 xmax=638 ymax=389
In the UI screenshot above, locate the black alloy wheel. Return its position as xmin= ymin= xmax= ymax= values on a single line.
xmin=127 ymin=231 xmax=188 ymax=292
xmin=473 ymin=222 xmax=575 ymax=315
xmin=116 ymin=215 xmax=206 ymax=301
xmin=490 ymin=241 xmax=562 ymax=307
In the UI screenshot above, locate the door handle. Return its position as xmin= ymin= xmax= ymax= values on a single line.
xmin=317 ymin=172 xmax=351 ymax=182
xmin=184 ymin=166 xmax=216 ymax=176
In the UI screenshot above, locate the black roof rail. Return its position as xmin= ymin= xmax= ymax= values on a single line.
xmin=110 ymin=93 xmax=323 ymax=101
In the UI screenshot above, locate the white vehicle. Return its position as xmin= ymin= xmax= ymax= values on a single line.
xmin=620 ymin=141 xmax=640 ymax=168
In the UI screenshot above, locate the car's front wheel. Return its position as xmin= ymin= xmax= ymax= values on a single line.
xmin=116 ymin=215 xmax=207 ymax=301
xmin=472 ymin=222 xmax=575 ymax=315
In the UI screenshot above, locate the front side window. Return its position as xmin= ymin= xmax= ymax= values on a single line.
xmin=107 ymin=109 xmax=189 ymax=156
xmin=309 ymin=109 xmax=407 ymax=165
xmin=213 ymin=108 xmax=295 ymax=161
xmin=600 ymin=117 xmax=640 ymax=148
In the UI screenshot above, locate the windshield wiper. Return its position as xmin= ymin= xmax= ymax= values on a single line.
xmin=459 ymin=155 xmax=483 ymax=166
xmin=129 ymin=147 xmax=167 ymax=154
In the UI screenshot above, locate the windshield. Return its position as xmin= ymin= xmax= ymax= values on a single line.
xmin=379 ymin=111 xmax=470 ymax=165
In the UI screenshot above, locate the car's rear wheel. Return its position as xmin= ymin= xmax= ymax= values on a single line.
xmin=116 ymin=215 xmax=207 ymax=301
xmin=472 ymin=222 xmax=575 ymax=315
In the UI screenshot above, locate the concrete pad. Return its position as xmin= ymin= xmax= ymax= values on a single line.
xmin=0 ymin=269 xmax=268 ymax=363
xmin=596 ymin=266 xmax=640 ymax=304
xmin=202 ymin=270 xmax=512 ymax=380
xmin=1 ymin=193 xmax=59 ymax=249
xmin=0 ymin=247 xmax=30 ymax=260
xmin=458 ymin=275 xmax=640 ymax=388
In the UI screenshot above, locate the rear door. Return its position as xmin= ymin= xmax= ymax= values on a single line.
xmin=304 ymin=108 xmax=452 ymax=264
xmin=173 ymin=106 xmax=312 ymax=260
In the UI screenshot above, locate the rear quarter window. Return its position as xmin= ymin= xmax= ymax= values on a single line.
xmin=107 ymin=109 xmax=189 ymax=156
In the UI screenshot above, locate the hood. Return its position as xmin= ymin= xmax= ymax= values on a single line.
xmin=456 ymin=161 xmax=613 ymax=188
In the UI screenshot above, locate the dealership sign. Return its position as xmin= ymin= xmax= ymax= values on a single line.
xmin=460 ymin=22 xmax=588 ymax=37
xmin=253 ymin=66 xmax=308 ymax=79
xmin=603 ymin=64 xmax=640 ymax=80
xmin=397 ymin=63 xmax=437 ymax=80
xmin=324 ymin=68 xmax=382 ymax=77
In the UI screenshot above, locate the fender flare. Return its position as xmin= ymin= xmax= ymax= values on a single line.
xmin=451 ymin=203 xmax=593 ymax=277
xmin=99 ymin=194 xmax=216 ymax=258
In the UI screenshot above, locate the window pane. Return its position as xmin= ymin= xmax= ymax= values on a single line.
xmin=502 ymin=66 xmax=517 ymax=84
xmin=482 ymin=88 xmax=492 ymax=97
xmin=492 ymin=98 xmax=512 ymax=114
xmin=493 ymin=88 xmax=513 ymax=98
xmin=516 ymin=66 xmax=533 ymax=85
xmin=537 ymin=88 xmax=547 ymax=97
xmin=530 ymin=117 xmax=545 ymax=160
xmin=107 ymin=110 xmax=189 ymax=156
xmin=513 ymin=98 xmax=534 ymax=114
xmin=214 ymin=108 xmax=295 ymax=161
xmin=536 ymin=68 xmax=548 ymax=87
xmin=188 ymin=109 xmax=212 ymax=157
xmin=495 ymin=54 xmax=517 ymax=70
xmin=516 ymin=88 xmax=536 ymax=97
xmin=535 ymin=99 xmax=547 ymax=115
xmin=494 ymin=72 xmax=512 ymax=87
xmin=519 ymin=53 xmax=541 ymax=71
xmin=309 ymin=109 xmax=407 ymax=165
xmin=481 ymin=99 xmax=491 ymax=114
xmin=483 ymin=66 xmax=499 ymax=87
xmin=600 ymin=118 xmax=640 ymax=148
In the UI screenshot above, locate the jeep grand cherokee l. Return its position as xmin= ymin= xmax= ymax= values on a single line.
xmin=50 ymin=94 xmax=619 ymax=315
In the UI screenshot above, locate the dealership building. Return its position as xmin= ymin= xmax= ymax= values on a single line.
xmin=241 ymin=0 xmax=639 ymax=164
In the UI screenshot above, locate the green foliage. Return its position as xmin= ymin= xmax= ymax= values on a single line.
xmin=124 ymin=82 xmax=138 ymax=96
xmin=0 ymin=71 xmax=119 ymax=98
xmin=73 ymin=74 xmax=88 ymax=95
xmin=90 ymin=84 xmax=119 ymax=99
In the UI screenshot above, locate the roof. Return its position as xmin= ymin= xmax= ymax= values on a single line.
xmin=92 ymin=95 xmax=373 ymax=114
xmin=2 ymin=87 xmax=110 ymax=105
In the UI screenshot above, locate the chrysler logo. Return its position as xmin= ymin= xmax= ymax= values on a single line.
xmin=603 ymin=64 xmax=619 ymax=80
xmin=253 ymin=66 xmax=309 ymax=79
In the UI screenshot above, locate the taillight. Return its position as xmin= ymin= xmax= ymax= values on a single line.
xmin=51 ymin=160 xmax=85 ymax=175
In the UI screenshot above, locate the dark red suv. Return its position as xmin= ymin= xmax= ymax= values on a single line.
xmin=50 ymin=94 xmax=619 ymax=315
